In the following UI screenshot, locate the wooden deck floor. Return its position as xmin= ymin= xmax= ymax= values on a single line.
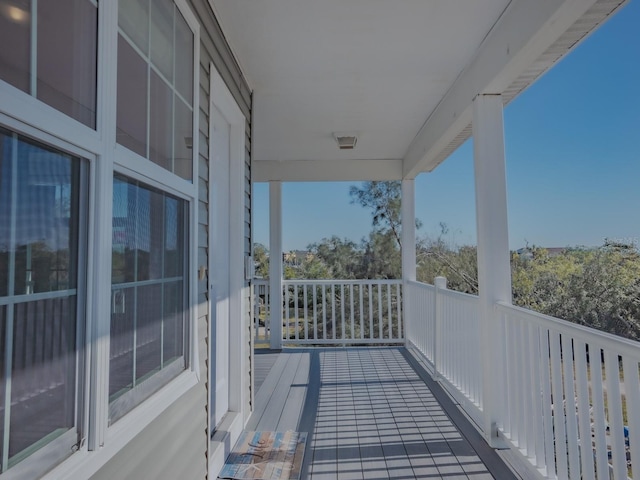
xmin=246 ymin=347 xmax=518 ymax=480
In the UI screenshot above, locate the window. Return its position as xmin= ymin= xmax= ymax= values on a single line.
xmin=109 ymin=174 xmax=188 ymax=423
xmin=116 ymin=0 xmax=195 ymax=181
xmin=0 ymin=0 xmax=98 ymax=128
xmin=0 ymin=127 xmax=87 ymax=475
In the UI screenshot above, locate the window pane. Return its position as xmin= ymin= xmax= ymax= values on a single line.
xmin=149 ymin=70 xmax=173 ymax=172
xmin=175 ymin=9 xmax=193 ymax=104
xmin=164 ymin=196 xmax=183 ymax=278
xmin=12 ymin=140 xmax=80 ymax=295
xmin=37 ymin=0 xmax=98 ymax=128
xmin=0 ymin=129 xmax=12 ymax=297
xmin=174 ymin=97 xmax=192 ymax=181
xmin=163 ymin=281 xmax=184 ymax=364
xmin=110 ymin=175 xmax=187 ymax=421
xmin=119 ymin=0 xmax=148 ymax=55
xmin=150 ymin=0 xmax=173 ymax=83
xmin=10 ymin=297 xmax=76 ymax=464
xmin=117 ymin=34 xmax=148 ymax=158
xmin=136 ymin=283 xmax=162 ymax=381
xmin=0 ymin=0 xmax=31 ymax=92
xmin=109 ymin=286 xmax=134 ymax=400
xmin=0 ymin=128 xmax=85 ymax=472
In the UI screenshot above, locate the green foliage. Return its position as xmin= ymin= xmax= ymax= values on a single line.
xmin=350 ymin=181 xmax=403 ymax=248
xmin=253 ymin=243 xmax=270 ymax=278
xmin=512 ymin=245 xmax=640 ymax=339
xmin=256 ymin=179 xmax=640 ymax=340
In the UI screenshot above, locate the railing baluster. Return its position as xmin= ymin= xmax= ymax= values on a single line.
xmin=590 ymin=347 xmax=609 ymax=480
xmin=313 ymin=284 xmax=318 ymax=341
xmin=377 ymin=284 xmax=382 ymax=340
xmin=359 ymin=284 xmax=364 ymax=340
xmin=368 ymin=283 xmax=373 ymax=340
xmin=396 ymin=283 xmax=402 ymax=340
xmin=604 ymin=350 xmax=626 ymax=480
xmin=322 ymin=285 xmax=327 ymax=340
xmin=340 ymin=284 xmax=345 ymax=341
xmin=385 ymin=283 xmax=391 ymax=339
xmin=529 ymin=323 xmax=546 ymax=471
xmin=550 ymin=330 xmax=569 ymax=480
xmin=303 ymin=284 xmax=308 ymax=341
xmin=623 ymin=355 xmax=640 ymax=480
xmin=294 ymin=284 xmax=299 ymax=341
xmin=331 ymin=283 xmax=336 ymax=341
xmin=349 ymin=284 xmax=355 ymax=341
xmin=539 ymin=328 xmax=556 ymax=479
xmin=284 ymin=284 xmax=290 ymax=342
xmin=574 ymin=340 xmax=595 ymax=480
xmin=560 ymin=335 xmax=580 ymax=477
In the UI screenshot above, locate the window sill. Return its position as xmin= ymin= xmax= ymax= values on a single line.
xmin=41 ymin=370 xmax=198 ymax=480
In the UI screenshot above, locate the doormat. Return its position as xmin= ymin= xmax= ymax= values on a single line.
xmin=219 ymin=431 xmax=307 ymax=480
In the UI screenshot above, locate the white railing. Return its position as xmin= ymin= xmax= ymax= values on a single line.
xmin=404 ymin=281 xmax=435 ymax=361
xmin=497 ymin=302 xmax=639 ymax=480
xmin=282 ymin=279 xmax=403 ymax=345
xmin=252 ymin=279 xmax=270 ymax=344
xmin=405 ymin=278 xmax=483 ymax=421
xmin=405 ymin=277 xmax=640 ymax=480
xmin=252 ymin=279 xmax=403 ymax=346
xmin=440 ymin=288 xmax=483 ymax=412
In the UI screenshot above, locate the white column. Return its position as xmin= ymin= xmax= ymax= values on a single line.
xmin=401 ymin=179 xmax=416 ymax=346
xmin=401 ymin=179 xmax=416 ymax=282
xmin=473 ymin=94 xmax=512 ymax=447
xmin=269 ymin=182 xmax=283 ymax=349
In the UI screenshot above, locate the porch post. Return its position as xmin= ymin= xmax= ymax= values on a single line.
xmin=472 ymin=94 xmax=512 ymax=447
xmin=401 ymin=179 xmax=416 ymax=282
xmin=401 ymin=179 xmax=416 ymax=345
xmin=269 ymin=181 xmax=283 ymax=349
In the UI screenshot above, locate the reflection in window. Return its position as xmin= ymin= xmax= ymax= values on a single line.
xmin=0 ymin=0 xmax=98 ymax=128
xmin=0 ymin=127 xmax=86 ymax=474
xmin=116 ymin=0 xmax=194 ymax=181
xmin=110 ymin=174 xmax=188 ymax=423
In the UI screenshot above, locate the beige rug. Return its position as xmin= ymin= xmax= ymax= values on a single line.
xmin=219 ymin=431 xmax=307 ymax=480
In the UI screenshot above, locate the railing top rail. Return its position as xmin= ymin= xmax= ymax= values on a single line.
xmin=282 ymin=279 xmax=403 ymax=286
xmin=496 ymin=301 xmax=640 ymax=359
xmin=253 ymin=278 xmax=270 ymax=284
xmin=406 ymin=280 xmax=435 ymax=292
xmin=439 ymin=288 xmax=479 ymax=303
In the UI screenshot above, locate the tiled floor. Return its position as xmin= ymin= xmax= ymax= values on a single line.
xmin=247 ymin=348 xmax=516 ymax=479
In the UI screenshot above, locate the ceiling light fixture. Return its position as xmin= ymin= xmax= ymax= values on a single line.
xmin=333 ymin=133 xmax=357 ymax=150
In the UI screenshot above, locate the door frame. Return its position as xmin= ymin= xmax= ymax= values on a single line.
xmin=208 ymin=63 xmax=247 ymax=436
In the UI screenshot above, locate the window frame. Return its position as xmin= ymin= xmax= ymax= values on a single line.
xmin=0 ymin=0 xmax=100 ymax=133
xmin=115 ymin=0 xmax=198 ymax=183
xmin=106 ymin=169 xmax=193 ymax=424
xmin=0 ymin=115 xmax=94 ymax=480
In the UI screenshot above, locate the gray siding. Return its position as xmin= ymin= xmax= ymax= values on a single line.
xmin=91 ymin=1 xmax=252 ymax=479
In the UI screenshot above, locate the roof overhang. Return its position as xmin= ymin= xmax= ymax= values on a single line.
xmin=209 ymin=0 xmax=627 ymax=182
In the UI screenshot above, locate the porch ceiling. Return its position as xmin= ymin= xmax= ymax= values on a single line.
xmin=210 ymin=0 xmax=625 ymax=182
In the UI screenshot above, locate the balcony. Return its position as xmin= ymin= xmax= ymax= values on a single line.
xmin=251 ymin=278 xmax=640 ymax=480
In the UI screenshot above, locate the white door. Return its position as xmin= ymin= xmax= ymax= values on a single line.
xmin=210 ymin=104 xmax=231 ymax=426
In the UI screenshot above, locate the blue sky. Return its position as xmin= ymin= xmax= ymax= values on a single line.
xmin=255 ymin=0 xmax=640 ymax=252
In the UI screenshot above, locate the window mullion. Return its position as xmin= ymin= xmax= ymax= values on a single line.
xmin=30 ymin=0 xmax=38 ymax=97
xmin=2 ymin=134 xmax=19 ymax=472
xmin=160 ymin=198 xmax=166 ymax=368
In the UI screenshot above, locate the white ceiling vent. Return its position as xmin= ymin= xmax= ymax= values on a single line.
xmin=333 ymin=133 xmax=357 ymax=150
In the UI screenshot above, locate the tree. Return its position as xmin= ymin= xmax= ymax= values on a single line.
xmin=253 ymin=243 xmax=270 ymax=278
xmin=350 ymin=181 xmax=403 ymax=248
